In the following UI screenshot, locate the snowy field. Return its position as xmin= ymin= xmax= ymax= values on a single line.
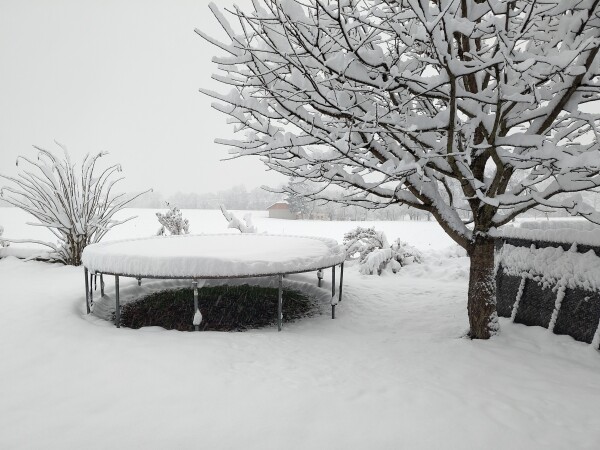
xmin=0 ymin=207 xmax=456 ymax=250
xmin=1 ymin=208 xmax=600 ymax=449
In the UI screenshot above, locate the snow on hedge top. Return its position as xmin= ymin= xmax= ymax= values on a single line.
xmin=498 ymin=244 xmax=600 ymax=292
xmin=497 ymin=221 xmax=600 ymax=247
xmin=517 ymin=219 xmax=600 ymax=232
xmin=82 ymin=234 xmax=345 ymax=278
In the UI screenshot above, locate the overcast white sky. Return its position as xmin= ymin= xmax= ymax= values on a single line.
xmin=0 ymin=0 xmax=286 ymax=195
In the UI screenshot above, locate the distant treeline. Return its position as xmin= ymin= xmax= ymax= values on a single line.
xmin=2 ymin=184 xmax=596 ymax=223
xmin=124 ymin=185 xmax=432 ymax=220
xmin=127 ymin=185 xmax=284 ymax=210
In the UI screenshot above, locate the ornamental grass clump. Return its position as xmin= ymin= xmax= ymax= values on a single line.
xmin=0 ymin=142 xmax=149 ymax=265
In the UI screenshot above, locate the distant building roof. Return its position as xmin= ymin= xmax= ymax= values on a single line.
xmin=267 ymin=202 xmax=290 ymax=210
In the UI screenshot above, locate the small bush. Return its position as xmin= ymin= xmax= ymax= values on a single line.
xmin=156 ymin=202 xmax=189 ymax=236
xmin=119 ymin=284 xmax=318 ymax=331
xmin=0 ymin=225 xmax=8 ymax=248
xmin=343 ymin=226 xmax=423 ymax=275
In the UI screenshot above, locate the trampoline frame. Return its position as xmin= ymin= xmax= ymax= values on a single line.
xmin=83 ymin=263 xmax=344 ymax=331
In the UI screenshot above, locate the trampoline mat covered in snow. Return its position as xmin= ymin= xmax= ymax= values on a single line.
xmin=82 ymin=234 xmax=345 ymax=278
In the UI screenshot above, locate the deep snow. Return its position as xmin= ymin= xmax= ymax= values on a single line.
xmin=1 ymin=209 xmax=599 ymax=449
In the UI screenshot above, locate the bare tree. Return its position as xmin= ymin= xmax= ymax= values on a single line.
xmin=0 ymin=143 xmax=150 ymax=265
xmin=285 ymin=179 xmax=313 ymax=219
xmin=198 ymin=0 xmax=600 ymax=338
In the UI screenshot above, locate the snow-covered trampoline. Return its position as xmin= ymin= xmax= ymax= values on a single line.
xmin=82 ymin=234 xmax=346 ymax=331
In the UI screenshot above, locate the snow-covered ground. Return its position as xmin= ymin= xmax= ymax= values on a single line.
xmin=1 ymin=209 xmax=600 ymax=449
xmin=0 ymin=207 xmax=456 ymax=250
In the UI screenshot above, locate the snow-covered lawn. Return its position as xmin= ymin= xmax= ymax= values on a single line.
xmin=0 ymin=207 xmax=457 ymax=250
xmin=1 ymin=209 xmax=599 ymax=449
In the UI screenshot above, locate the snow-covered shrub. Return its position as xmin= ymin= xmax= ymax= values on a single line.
xmin=343 ymin=227 xmax=422 ymax=275
xmin=220 ymin=205 xmax=257 ymax=233
xmin=344 ymin=227 xmax=388 ymax=261
xmin=0 ymin=225 xmax=9 ymax=248
xmin=389 ymin=238 xmax=424 ymax=266
xmin=0 ymin=142 xmax=148 ymax=265
xmin=156 ymin=203 xmax=189 ymax=236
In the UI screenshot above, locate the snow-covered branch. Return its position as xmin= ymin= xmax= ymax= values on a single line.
xmin=220 ymin=205 xmax=257 ymax=233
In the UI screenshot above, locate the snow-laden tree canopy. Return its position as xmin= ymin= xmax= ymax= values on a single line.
xmin=199 ymin=0 xmax=600 ymax=339
xmin=199 ymin=0 xmax=600 ymax=248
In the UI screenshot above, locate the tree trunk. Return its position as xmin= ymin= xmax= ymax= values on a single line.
xmin=467 ymin=235 xmax=499 ymax=339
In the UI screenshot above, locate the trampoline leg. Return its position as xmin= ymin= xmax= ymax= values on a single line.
xmin=115 ymin=275 xmax=120 ymax=328
xmin=331 ymin=266 xmax=336 ymax=319
xmin=89 ymin=273 xmax=94 ymax=309
xmin=193 ymin=280 xmax=199 ymax=332
xmin=317 ymin=269 xmax=323 ymax=287
xmin=100 ymin=274 xmax=105 ymax=297
xmin=332 ymin=266 xmax=336 ymax=297
xmin=278 ymin=274 xmax=283 ymax=332
xmin=84 ymin=267 xmax=90 ymax=314
xmin=339 ymin=262 xmax=344 ymax=303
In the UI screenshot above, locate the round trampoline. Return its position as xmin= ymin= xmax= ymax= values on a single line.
xmin=82 ymin=234 xmax=346 ymax=331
